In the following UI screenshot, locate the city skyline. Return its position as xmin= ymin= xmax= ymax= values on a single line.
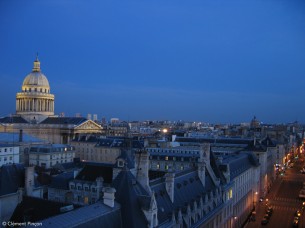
xmin=1 ymin=0 xmax=305 ymax=124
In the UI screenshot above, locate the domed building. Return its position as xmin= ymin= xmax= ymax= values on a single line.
xmin=0 ymin=56 xmax=102 ymax=146
xmin=16 ymin=56 xmax=55 ymax=123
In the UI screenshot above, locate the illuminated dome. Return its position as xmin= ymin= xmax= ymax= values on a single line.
xmin=16 ymin=55 xmax=55 ymax=122
xmin=23 ymin=72 xmax=50 ymax=88
xmin=21 ymin=57 xmax=50 ymax=93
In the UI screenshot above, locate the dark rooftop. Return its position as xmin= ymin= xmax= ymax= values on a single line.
xmin=40 ymin=117 xmax=87 ymax=125
xmin=0 ymin=116 xmax=28 ymax=124
xmin=0 ymin=163 xmax=24 ymax=196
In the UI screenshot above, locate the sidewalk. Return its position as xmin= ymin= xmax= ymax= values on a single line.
xmin=244 ymin=177 xmax=283 ymax=228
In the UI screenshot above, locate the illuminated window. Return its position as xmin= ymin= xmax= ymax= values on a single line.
xmin=84 ymin=196 xmax=89 ymax=204
xmin=157 ymin=163 xmax=160 ymax=169
xmin=165 ymin=165 xmax=169 ymax=170
xmin=165 ymin=156 xmax=168 ymax=161
xmin=229 ymin=189 xmax=233 ymax=199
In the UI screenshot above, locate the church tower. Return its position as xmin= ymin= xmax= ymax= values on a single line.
xmin=16 ymin=55 xmax=55 ymax=123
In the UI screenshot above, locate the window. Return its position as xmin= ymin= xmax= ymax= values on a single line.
xmin=156 ymin=163 xmax=160 ymax=169
xmin=118 ymin=160 xmax=124 ymax=167
xmin=92 ymin=197 xmax=96 ymax=203
xmin=9 ymin=156 xmax=12 ymax=160
xmin=165 ymin=156 xmax=168 ymax=161
xmin=78 ymin=186 xmax=82 ymax=190
xmin=84 ymin=196 xmax=89 ymax=204
xmin=92 ymin=188 xmax=96 ymax=193
xmin=70 ymin=185 xmax=75 ymax=189
xmin=85 ymin=187 xmax=89 ymax=191
xmin=4 ymin=149 xmax=7 ymax=152
xmin=165 ymin=165 xmax=169 ymax=170
xmin=229 ymin=189 xmax=233 ymax=199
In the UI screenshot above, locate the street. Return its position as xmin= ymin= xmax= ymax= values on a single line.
xmin=246 ymin=157 xmax=305 ymax=228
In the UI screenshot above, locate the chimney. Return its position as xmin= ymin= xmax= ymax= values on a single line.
xmin=96 ymin=177 xmax=104 ymax=198
xmin=19 ymin=129 xmax=23 ymax=142
xmin=165 ymin=173 xmax=175 ymax=202
xmin=102 ymin=187 xmax=116 ymax=208
xmin=25 ymin=166 xmax=34 ymax=196
xmin=136 ymin=149 xmax=151 ymax=194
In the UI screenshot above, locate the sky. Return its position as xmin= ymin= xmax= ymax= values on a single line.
xmin=1 ymin=0 xmax=305 ymax=124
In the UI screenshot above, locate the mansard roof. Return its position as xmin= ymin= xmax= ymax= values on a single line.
xmin=112 ymin=169 xmax=149 ymax=228
xmin=210 ymin=151 xmax=227 ymax=184
xmin=0 ymin=163 xmax=24 ymax=196
xmin=222 ymin=152 xmax=259 ymax=179
xmin=40 ymin=117 xmax=87 ymax=125
xmin=150 ymin=169 xmax=218 ymax=225
xmin=0 ymin=116 xmax=28 ymax=124
xmin=75 ymin=163 xmax=113 ymax=183
xmin=49 ymin=171 xmax=74 ymax=190
xmin=116 ymin=149 xmax=135 ymax=169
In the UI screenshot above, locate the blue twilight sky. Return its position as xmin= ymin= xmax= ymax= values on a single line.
xmin=1 ymin=0 xmax=305 ymax=124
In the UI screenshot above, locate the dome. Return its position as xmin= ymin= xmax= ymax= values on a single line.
xmin=21 ymin=56 xmax=51 ymax=91
xmin=23 ymin=72 xmax=50 ymax=88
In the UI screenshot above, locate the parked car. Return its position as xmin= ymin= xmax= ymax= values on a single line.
xmin=263 ymin=214 xmax=271 ymax=220
xmin=266 ymin=209 xmax=272 ymax=216
xmin=261 ymin=219 xmax=269 ymax=225
xmin=293 ymin=218 xmax=299 ymax=227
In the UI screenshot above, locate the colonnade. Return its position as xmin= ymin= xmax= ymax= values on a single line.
xmin=16 ymin=98 xmax=54 ymax=112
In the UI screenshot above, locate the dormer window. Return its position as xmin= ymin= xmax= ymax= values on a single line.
xmin=118 ymin=160 xmax=124 ymax=167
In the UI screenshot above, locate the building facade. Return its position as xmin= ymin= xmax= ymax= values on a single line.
xmin=28 ymin=144 xmax=75 ymax=169
xmin=0 ymin=57 xmax=103 ymax=144
xmin=0 ymin=144 xmax=19 ymax=166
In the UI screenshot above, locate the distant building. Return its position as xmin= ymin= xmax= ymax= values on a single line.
xmin=0 ymin=144 xmax=19 ymax=166
xmin=28 ymin=144 xmax=75 ymax=169
xmin=0 ymin=131 xmax=46 ymax=164
xmin=0 ymin=57 xmax=103 ymax=144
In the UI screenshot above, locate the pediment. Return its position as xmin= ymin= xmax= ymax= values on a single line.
xmin=74 ymin=120 xmax=102 ymax=130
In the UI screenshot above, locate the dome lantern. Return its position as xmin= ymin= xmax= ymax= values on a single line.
xmin=32 ymin=53 xmax=41 ymax=72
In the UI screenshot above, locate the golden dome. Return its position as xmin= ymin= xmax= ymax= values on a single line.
xmin=21 ymin=56 xmax=50 ymax=92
